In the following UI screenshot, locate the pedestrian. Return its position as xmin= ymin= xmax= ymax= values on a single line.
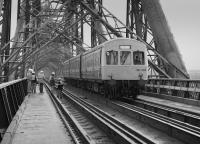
xmin=56 ymin=78 xmax=63 ymax=99
xmin=31 ymin=71 xmax=37 ymax=93
xmin=38 ymin=71 xmax=45 ymax=93
xmin=49 ymin=72 xmax=55 ymax=92
xmin=26 ymin=68 xmax=33 ymax=93
xmin=49 ymin=72 xmax=55 ymax=86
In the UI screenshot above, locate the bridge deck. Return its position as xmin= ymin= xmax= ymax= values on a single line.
xmin=138 ymin=95 xmax=200 ymax=115
xmin=8 ymin=86 xmax=71 ymax=144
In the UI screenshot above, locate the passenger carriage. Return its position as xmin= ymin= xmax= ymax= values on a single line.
xmin=64 ymin=38 xmax=148 ymax=98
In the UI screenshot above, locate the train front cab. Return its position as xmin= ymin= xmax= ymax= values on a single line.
xmin=101 ymin=39 xmax=148 ymax=98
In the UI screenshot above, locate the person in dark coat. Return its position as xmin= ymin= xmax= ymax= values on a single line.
xmin=56 ymin=78 xmax=63 ymax=99
xmin=31 ymin=71 xmax=37 ymax=93
xmin=38 ymin=71 xmax=45 ymax=93
xmin=27 ymin=68 xmax=33 ymax=93
xmin=49 ymin=72 xmax=55 ymax=87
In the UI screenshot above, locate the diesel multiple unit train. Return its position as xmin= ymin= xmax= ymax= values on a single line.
xmin=63 ymin=38 xmax=148 ymax=98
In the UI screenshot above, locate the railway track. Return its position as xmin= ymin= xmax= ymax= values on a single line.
xmin=110 ymin=100 xmax=200 ymax=144
xmin=46 ymin=81 xmax=200 ymax=144
xmin=120 ymin=97 xmax=200 ymax=127
xmin=63 ymin=85 xmax=200 ymax=144
xmin=45 ymin=83 xmax=155 ymax=144
xmin=45 ymin=84 xmax=87 ymax=144
xmin=62 ymin=88 xmax=156 ymax=144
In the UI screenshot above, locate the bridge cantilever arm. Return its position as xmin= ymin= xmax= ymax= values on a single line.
xmin=148 ymin=60 xmax=171 ymax=78
xmin=80 ymin=1 xmax=122 ymax=38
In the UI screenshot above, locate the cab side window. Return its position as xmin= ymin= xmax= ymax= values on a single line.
xmin=106 ymin=50 xmax=118 ymax=65
xmin=133 ymin=51 xmax=145 ymax=65
xmin=120 ymin=51 xmax=131 ymax=65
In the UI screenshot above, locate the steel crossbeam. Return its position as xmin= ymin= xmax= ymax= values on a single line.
xmin=0 ymin=0 xmax=190 ymax=82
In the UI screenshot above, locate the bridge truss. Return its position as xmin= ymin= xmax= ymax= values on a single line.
xmin=0 ymin=0 xmax=189 ymax=83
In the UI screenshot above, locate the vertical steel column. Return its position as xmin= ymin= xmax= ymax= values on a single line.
xmin=32 ymin=0 xmax=41 ymax=72
xmin=21 ymin=0 xmax=30 ymax=78
xmin=126 ymin=0 xmax=130 ymax=38
xmin=90 ymin=0 xmax=96 ymax=47
xmin=74 ymin=4 xmax=83 ymax=54
xmin=126 ymin=0 xmax=142 ymax=38
xmin=91 ymin=0 xmax=102 ymax=47
xmin=133 ymin=0 xmax=143 ymax=38
xmin=0 ymin=0 xmax=12 ymax=82
xmin=126 ymin=0 xmax=167 ymax=78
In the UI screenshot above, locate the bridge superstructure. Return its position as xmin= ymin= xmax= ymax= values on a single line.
xmin=0 ymin=0 xmax=189 ymax=83
xmin=1 ymin=1 xmax=200 ymax=143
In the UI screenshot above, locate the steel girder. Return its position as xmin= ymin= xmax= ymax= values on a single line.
xmin=78 ymin=0 xmax=188 ymax=79
xmin=0 ymin=0 xmax=12 ymax=82
xmin=126 ymin=0 xmax=189 ymax=79
xmin=0 ymin=0 xmax=86 ymax=80
xmin=0 ymin=0 xmax=190 ymax=82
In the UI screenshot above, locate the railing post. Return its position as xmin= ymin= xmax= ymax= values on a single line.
xmin=23 ymin=79 xmax=28 ymax=96
xmin=159 ymin=79 xmax=164 ymax=94
xmin=5 ymin=86 xmax=16 ymax=117
xmin=184 ymin=81 xmax=190 ymax=98
xmin=0 ymin=88 xmax=12 ymax=123
xmin=172 ymin=80 xmax=178 ymax=96
xmin=0 ymin=89 xmax=9 ymax=133
xmin=0 ymin=79 xmax=28 ymax=137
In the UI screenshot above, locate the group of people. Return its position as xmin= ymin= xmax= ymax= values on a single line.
xmin=27 ymin=69 xmax=45 ymax=93
xmin=27 ymin=69 xmax=63 ymax=98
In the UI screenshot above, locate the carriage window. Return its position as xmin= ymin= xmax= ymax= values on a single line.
xmin=106 ymin=50 xmax=118 ymax=65
xmin=120 ymin=51 xmax=131 ymax=65
xmin=133 ymin=51 xmax=145 ymax=65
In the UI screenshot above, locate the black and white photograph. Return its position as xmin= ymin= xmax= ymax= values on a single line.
xmin=0 ymin=0 xmax=200 ymax=144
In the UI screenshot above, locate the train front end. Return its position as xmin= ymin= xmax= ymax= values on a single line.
xmin=101 ymin=38 xmax=148 ymax=98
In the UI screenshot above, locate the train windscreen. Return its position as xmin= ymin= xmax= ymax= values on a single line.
xmin=133 ymin=51 xmax=145 ymax=65
xmin=106 ymin=50 xmax=118 ymax=65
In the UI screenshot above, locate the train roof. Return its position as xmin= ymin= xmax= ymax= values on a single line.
xmin=83 ymin=38 xmax=145 ymax=55
xmin=102 ymin=37 xmax=145 ymax=45
xmin=63 ymin=38 xmax=145 ymax=63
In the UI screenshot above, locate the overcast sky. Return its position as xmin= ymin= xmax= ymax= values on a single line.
xmin=160 ymin=0 xmax=200 ymax=71
xmin=11 ymin=0 xmax=200 ymax=70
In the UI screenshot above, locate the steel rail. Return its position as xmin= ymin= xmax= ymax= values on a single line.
xmin=44 ymin=82 xmax=89 ymax=144
xmin=116 ymin=101 xmax=200 ymax=134
xmin=120 ymin=97 xmax=200 ymax=127
xmin=112 ymin=101 xmax=200 ymax=144
xmin=61 ymin=83 xmax=200 ymax=143
xmin=136 ymin=99 xmax=200 ymax=121
xmin=62 ymin=88 xmax=155 ymax=144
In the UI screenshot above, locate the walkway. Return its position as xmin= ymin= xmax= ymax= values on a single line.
xmin=4 ymin=86 xmax=72 ymax=144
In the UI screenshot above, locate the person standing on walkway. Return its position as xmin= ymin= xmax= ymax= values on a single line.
xmin=38 ymin=71 xmax=45 ymax=93
xmin=26 ymin=69 xmax=33 ymax=93
xmin=31 ymin=71 xmax=37 ymax=93
xmin=49 ymin=72 xmax=55 ymax=91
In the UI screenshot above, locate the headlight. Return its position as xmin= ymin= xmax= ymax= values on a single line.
xmin=139 ymin=73 xmax=143 ymax=79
